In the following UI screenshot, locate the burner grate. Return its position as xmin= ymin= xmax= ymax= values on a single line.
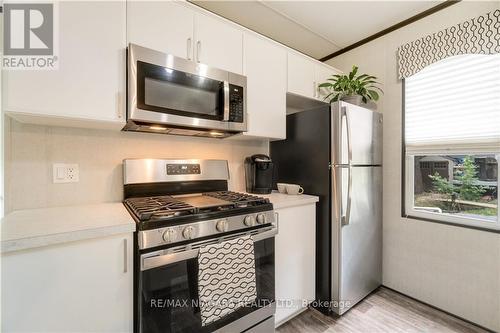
xmin=124 ymin=192 xmax=270 ymax=223
xmin=124 ymin=196 xmax=196 ymax=221
xmin=203 ymin=191 xmax=269 ymax=208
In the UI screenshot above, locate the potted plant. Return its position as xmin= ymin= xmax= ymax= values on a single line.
xmin=319 ymin=65 xmax=383 ymax=109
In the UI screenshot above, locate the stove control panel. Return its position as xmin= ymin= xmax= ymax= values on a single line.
xmin=166 ymin=163 xmax=201 ymax=175
xmin=139 ymin=210 xmax=276 ymax=249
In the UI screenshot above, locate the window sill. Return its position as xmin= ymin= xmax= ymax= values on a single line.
xmin=403 ymin=214 xmax=500 ymax=234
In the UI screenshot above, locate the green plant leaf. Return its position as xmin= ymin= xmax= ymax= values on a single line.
xmin=349 ymin=66 xmax=358 ymax=80
xmin=323 ymin=92 xmax=335 ymax=101
xmin=359 ymin=75 xmax=377 ymax=81
xmin=369 ymin=85 xmax=384 ymax=93
xmin=367 ymin=90 xmax=379 ymax=101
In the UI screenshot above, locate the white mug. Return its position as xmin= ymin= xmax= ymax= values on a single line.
xmin=286 ymin=184 xmax=304 ymax=195
xmin=277 ymin=183 xmax=288 ymax=194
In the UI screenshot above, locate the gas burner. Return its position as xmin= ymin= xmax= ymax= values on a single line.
xmin=203 ymin=191 xmax=270 ymax=208
xmin=124 ymin=196 xmax=196 ymax=221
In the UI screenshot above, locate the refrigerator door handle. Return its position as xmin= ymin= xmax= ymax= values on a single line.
xmin=342 ymin=106 xmax=353 ymax=166
xmin=341 ymin=106 xmax=353 ymax=226
xmin=342 ymin=166 xmax=352 ymax=226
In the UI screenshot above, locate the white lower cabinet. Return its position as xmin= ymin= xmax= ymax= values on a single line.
xmin=275 ymin=204 xmax=316 ymax=327
xmin=1 ymin=233 xmax=133 ymax=333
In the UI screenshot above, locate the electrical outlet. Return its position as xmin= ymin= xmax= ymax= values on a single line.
xmin=53 ymin=164 xmax=79 ymax=183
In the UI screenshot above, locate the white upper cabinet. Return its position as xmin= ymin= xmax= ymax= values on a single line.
xmin=287 ymin=52 xmax=316 ymax=99
xmin=194 ymin=13 xmax=243 ymax=74
xmin=287 ymin=51 xmax=342 ymax=102
xmin=243 ymin=33 xmax=287 ymax=140
xmin=3 ymin=1 xmax=126 ymax=129
xmin=127 ymin=1 xmax=195 ymax=60
xmin=127 ymin=3 xmax=243 ymax=74
xmin=315 ymin=63 xmax=340 ymax=102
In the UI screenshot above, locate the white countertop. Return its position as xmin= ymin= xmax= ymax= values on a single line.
xmin=256 ymin=191 xmax=319 ymax=209
xmin=1 ymin=203 xmax=135 ymax=254
xmin=0 ymin=192 xmax=317 ymax=254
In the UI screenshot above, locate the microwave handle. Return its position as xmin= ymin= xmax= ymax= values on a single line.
xmin=223 ymin=81 xmax=230 ymax=121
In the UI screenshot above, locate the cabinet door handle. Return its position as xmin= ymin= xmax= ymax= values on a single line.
xmin=123 ymin=238 xmax=128 ymax=273
xmin=196 ymin=40 xmax=201 ymax=63
xmin=186 ymin=38 xmax=192 ymax=60
xmin=313 ymin=81 xmax=317 ymax=98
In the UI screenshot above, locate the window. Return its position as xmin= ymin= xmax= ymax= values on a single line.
xmin=404 ymin=54 xmax=500 ymax=230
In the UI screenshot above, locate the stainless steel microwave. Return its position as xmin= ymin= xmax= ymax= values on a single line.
xmin=124 ymin=43 xmax=247 ymax=138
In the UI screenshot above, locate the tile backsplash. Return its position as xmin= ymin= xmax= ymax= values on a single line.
xmin=4 ymin=118 xmax=268 ymax=213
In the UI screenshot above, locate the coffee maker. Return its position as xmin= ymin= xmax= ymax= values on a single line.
xmin=244 ymin=154 xmax=274 ymax=194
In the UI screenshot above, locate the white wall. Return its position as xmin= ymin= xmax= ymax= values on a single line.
xmin=327 ymin=2 xmax=500 ymax=331
xmin=3 ymin=118 xmax=267 ymax=213
xmin=1 ymin=12 xmax=4 ymax=218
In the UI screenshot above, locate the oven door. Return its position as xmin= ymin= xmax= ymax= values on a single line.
xmin=138 ymin=228 xmax=276 ymax=333
xmin=128 ymin=44 xmax=246 ymax=133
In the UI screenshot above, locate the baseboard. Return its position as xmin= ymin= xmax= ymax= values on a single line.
xmin=381 ymin=285 xmax=497 ymax=333
xmin=274 ymin=306 xmax=309 ymax=329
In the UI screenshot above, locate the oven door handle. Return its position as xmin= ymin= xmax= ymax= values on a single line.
xmin=141 ymin=227 xmax=277 ymax=271
xmin=142 ymin=249 xmax=199 ymax=271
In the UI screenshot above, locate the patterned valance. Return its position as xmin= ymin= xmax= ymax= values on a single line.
xmin=397 ymin=10 xmax=500 ymax=79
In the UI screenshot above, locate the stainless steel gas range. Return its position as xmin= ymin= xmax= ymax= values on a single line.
xmin=123 ymin=159 xmax=277 ymax=333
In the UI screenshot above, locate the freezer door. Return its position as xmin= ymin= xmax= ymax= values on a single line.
xmin=331 ymin=165 xmax=382 ymax=315
xmin=331 ymin=101 xmax=383 ymax=166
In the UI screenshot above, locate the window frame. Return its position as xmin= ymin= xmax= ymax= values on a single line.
xmin=401 ymin=80 xmax=500 ymax=233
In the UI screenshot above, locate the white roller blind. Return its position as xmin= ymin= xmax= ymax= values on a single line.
xmin=405 ymin=54 xmax=500 ymax=149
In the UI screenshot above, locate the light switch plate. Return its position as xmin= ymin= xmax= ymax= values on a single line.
xmin=53 ymin=163 xmax=79 ymax=183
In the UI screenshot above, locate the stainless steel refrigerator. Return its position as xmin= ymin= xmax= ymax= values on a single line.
xmin=270 ymin=101 xmax=382 ymax=315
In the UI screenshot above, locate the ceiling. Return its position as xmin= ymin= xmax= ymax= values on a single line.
xmin=190 ymin=1 xmax=442 ymax=60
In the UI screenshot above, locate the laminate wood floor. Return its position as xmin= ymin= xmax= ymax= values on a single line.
xmin=276 ymin=287 xmax=489 ymax=333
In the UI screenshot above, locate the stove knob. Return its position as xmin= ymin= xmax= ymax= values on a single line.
xmin=182 ymin=226 xmax=195 ymax=240
xmin=216 ymin=219 xmax=229 ymax=232
xmin=256 ymin=213 xmax=266 ymax=224
xmin=244 ymin=215 xmax=256 ymax=227
xmin=162 ymin=228 xmax=176 ymax=243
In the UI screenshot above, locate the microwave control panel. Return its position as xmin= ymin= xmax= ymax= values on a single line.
xmin=228 ymin=84 xmax=244 ymax=123
xmin=167 ymin=164 xmax=201 ymax=175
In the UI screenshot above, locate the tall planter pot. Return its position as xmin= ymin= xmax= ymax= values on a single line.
xmin=340 ymin=95 xmax=377 ymax=110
